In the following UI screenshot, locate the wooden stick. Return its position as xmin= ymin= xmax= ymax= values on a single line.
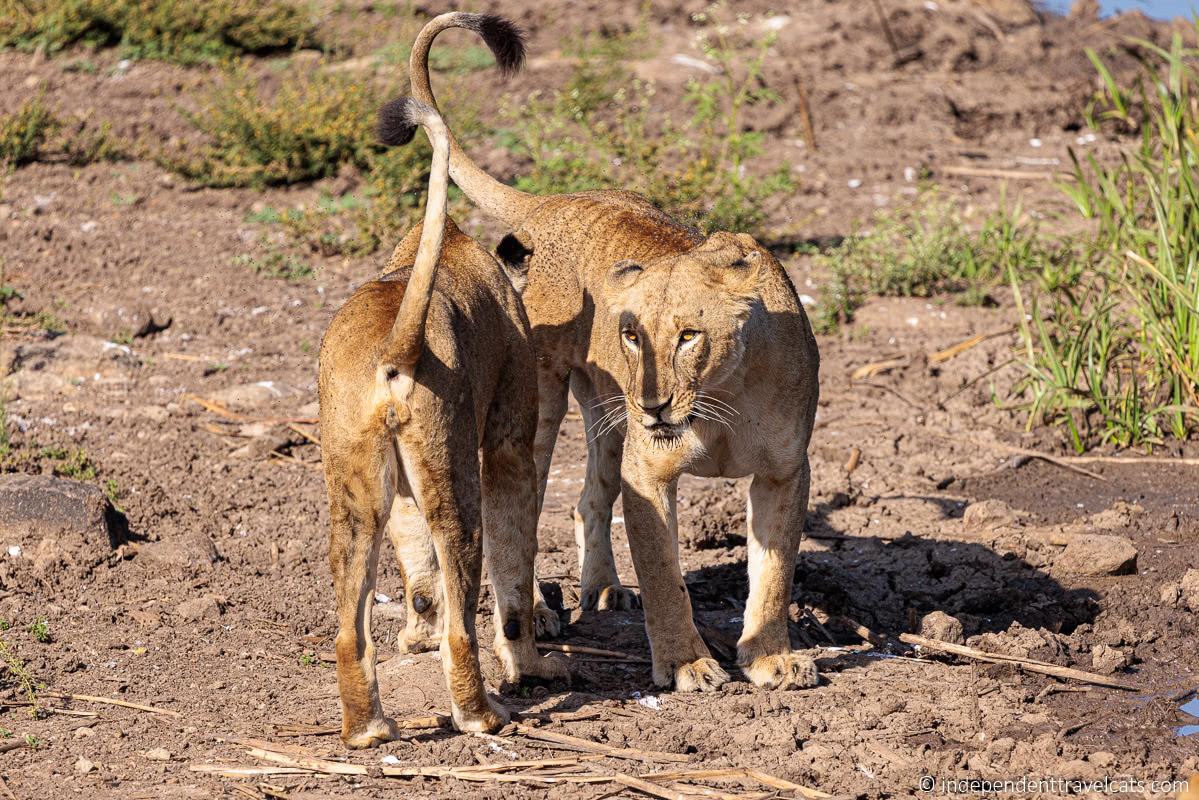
xmin=0 ymin=740 xmax=29 ymax=755
xmin=183 ymin=393 xmax=318 ymax=425
xmin=869 ymin=0 xmax=901 ymax=57
xmin=45 ymin=692 xmax=181 ymax=717
xmin=850 ymin=356 xmax=906 ymax=380
xmin=536 ymin=642 xmax=649 ymax=662
xmin=928 ymin=328 xmax=1014 ymax=364
xmin=612 ymin=772 xmax=701 ymax=800
xmin=286 ymin=423 xmax=321 ymax=447
xmin=987 ymin=443 xmax=1107 ymax=481
xmin=744 ymin=769 xmax=833 ymax=799
xmin=899 ymin=633 xmax=1140 ymax=690
xmin=189 ymin=765 xmax=313 ymax=777
xmin=1058 ymin=454 xmax=1199 ymax=466
xmin=940 ymin=165 xmax=1063 ymax=181
xmin=514 ymin=724 xmax=690 ymax=764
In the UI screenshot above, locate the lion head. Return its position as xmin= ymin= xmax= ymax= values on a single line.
xmin=602 ymin=231 xmax=765 ymax=446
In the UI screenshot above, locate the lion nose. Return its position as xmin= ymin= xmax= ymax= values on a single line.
xmin=640 ymin=398 xmax=672 ymax=427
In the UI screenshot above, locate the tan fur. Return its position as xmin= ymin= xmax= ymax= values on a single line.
xmin=320 ymin=103 xmax=565 ymax=749
xmin=408 ymin=16 xmax=821 ymax=692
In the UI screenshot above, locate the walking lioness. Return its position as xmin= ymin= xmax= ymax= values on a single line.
xmin=319 ymin=96 xmax=565 ymax=747
xmin=406 ymin=13 xmax=821 ymax=692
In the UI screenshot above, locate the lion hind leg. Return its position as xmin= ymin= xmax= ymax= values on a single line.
xmin=326 ymin=446 xmax=400 ymax=748
xmin=482 ymin=437 xmax=569 ymax=687
xmin=398 ymin=431 xmax=506 ymax=734
xmin=385 ymin=493 xmax=442 ymax=653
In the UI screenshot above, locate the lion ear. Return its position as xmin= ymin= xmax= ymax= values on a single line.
xmin=605 ymin=259 xmax=644 ymax=292
xmin=708 ymin=248 xmax=763 ymax=298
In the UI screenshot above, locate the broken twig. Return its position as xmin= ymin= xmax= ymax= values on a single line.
xmin=899 ymin=633 xmax=1139 ymax=691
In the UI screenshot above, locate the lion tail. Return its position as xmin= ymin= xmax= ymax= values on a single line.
xmin=397 ymin=12 xmax=538 ymax=228
xmin=376 ymin=98 xmax=450 ymax=372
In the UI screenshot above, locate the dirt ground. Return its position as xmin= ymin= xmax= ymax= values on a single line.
xmin=1 ymin=1 xmax=1197 ymax=798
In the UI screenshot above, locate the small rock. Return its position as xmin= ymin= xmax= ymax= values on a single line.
xmin=137 ymin=531 xmax=219 ymax=570
xmin=175 ymin=593 xmax=227 ymax=621
xmin=1181 ymin=569 xmax=1199 ymax=612
xmin=143 ymin=747 xmax=171 ymax=761
xmin=962 ymin=499 xmax=1022 ymax=531
xmin=73 ymin=726 xmax=95 ymax=738
xmin=74 ymin=756 xmax=95 ymax=774
xmin=1052 ymin=534 xmax=1137 ymax=577
xmin=1091 ymin=643 xmax=1130 ymax=674
xmin=1088 ymin=750 xmax=1116 ymax=768
xmin=135 ymin=405 xmax=170 ymax=423
xmin=207 ymin=381 xmax=285 ymax=411
xmin=1159 ymin=582 xmax=1181 ymax=608
xmin=919 ymin=610 xmax=965 ymax=644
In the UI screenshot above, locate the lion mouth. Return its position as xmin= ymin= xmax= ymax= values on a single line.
xmin=646 ymin=418 xmax=690 ymax=446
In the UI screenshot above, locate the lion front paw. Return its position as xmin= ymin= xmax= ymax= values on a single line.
xmin=451 ymin=696 xmax=510 ymax=734
xmin=580 ymin=583 xmax=640 ymax=611
xmin=341 ymin=716 xmax=399 ymax=749
xmin=742 ymin=652 xmax=819 ymax=690
xmin=659 ymin=657 xmax=728 ymax=692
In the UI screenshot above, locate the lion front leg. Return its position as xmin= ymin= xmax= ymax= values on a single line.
xmin=621 ymin=462 xmax=727 ymax=692
xmin=737 ymin=459 xmax=818 ymax=691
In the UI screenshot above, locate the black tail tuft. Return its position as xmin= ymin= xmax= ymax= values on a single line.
xmin=459 ymin=13 xmax=526 ymax=76
xmin=376 ymin=97 xmax=420 ymax=147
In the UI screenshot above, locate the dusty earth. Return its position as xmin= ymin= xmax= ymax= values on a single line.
xmin=0 ymin=1 xmax=1197 ymax=798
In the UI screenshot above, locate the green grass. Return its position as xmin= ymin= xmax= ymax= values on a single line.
xmin=233 ymin=250 xmax=313 ymax=281
xmin=28 ymin=619 xmax=49 ymax=644
xmin=813 ymin=191 xmax=1070 ymax=333
xmin=0 ymin=627 xmax=42 ymax=717
xmin=1008 ymin=24 xmax=1199 ymax=451
xmin=0 ymin=0 xmax=315 ymax=65
xmin=503 ymin=5 xmax=794 ymax=236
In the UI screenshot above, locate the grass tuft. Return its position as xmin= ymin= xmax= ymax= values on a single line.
xmin=0 ymin=95 xmax=59 ymax=166
xmin=0 ymin=0 xmax=315 ymax=65
xmin=813 ymin=191 xmax=1069 ymax=334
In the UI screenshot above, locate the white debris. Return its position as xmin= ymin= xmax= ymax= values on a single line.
xmin=381 ymin=755 xmax=401 ymax=765
xmin=375 ymin=592 xmax=391 ymax=604
xmin=799 ymin=294 xmax=817 ymax=307
xmin=906 ymin=316 xmax=920 ymax=327
xmin=670 ymin=54 xmax=721 ymax=75
xmin=7 ymin=546 xmax=21 ymax=558
xmin=847 ymin=178 xmax=863 ymax=189
xmin=631 ymin=691 xmax=662 ymax=710
xmin=764 ymin=15 xmax=790 ymax=30
xmin=80 ymin=220 xmax=98 ymax=233
xmin=1029 ymin=137 xmax=1042 ymax=148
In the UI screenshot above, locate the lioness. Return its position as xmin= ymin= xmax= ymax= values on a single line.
xmin=319 ymin=96 xmax=565 ymax=748
xmin=406 ymin=14 xmax=821 ymax=692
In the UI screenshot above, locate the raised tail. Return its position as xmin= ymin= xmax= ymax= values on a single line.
xmin=377 ymin=98 xmax=451 ymax=371
xmin=406 ymin=12 xmax=539 ymax=228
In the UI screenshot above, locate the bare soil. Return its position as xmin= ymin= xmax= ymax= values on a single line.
xmin=0 ymin=2 xmax=1197 ymax=798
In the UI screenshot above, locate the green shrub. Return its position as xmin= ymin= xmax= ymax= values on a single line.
xmin=0 ymin=0 xmax=314 ymax=64
xmin=1010 ymin=26 xmax=1199 ymax=450
xmin=163 ymin=65 xmax=379 ymax=188
xmin=0 ymin=95 xmax=59 ymax=166
xmin=504 ymin=5 xmax=794 ymax=236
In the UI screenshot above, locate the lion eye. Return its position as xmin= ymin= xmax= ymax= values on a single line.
xmin=679 ymin=330 xmax=699 ymax=344
xmin=622 ymin=330 xmax=639 ymax=346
